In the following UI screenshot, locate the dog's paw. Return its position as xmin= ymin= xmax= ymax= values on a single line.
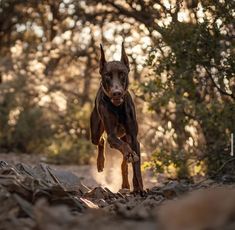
xmin=126 ymin=151 xmax=139 ymax=163
xmin=122 ymin=144 xmax=139 ymax=163
xmin=97 ymin=167 xmax=104 ymax=172
xmin=132 ymin=151 xmax=139 ymax=162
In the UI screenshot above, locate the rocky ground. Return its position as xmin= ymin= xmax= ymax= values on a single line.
xmin=0 ymin=153 xmax=235 ymax=230
xmin=0 ymin=152 xmax=159 ymax=190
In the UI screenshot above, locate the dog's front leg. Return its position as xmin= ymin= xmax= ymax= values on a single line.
xmin=107 ymin=133 xmax=135 ymax=161
xmin=99 ymin=105 xmax=137 ymax=162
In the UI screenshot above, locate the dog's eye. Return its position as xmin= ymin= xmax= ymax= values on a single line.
xmin=120 ymin=75 xmax=125 ymax=82
xmin=104 ymin=75 xmax=112 ymax=84
xmin=105 ymin=74 xmax=112 ymax=80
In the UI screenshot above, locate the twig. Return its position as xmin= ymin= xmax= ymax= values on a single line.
xmin=192 ymin=157 xmax=235 ymax=187
xmin=212 ymin=157 xmax=235 ymax=177
xmin=205 ymin=68 xmax=235 ymax=100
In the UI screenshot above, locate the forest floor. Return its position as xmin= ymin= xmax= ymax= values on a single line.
xmin=0 ymin=152 xmax=159 ymax=190
xmin=0 ymin=153 xmax=235 ymax=230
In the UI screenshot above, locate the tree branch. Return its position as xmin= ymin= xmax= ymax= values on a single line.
xmin=205 ymin=68 xmax=235 ymax=100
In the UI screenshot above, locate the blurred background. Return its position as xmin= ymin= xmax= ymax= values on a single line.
xmin=0 ymin=0 xmax=234 ymax=181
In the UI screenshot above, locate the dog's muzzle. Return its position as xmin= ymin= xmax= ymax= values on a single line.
xmin=111 ymin=97 xmax=124 ymax=106
xmin=101 ymin=83 xmax=125 ymax=106
xmin=111 ymin=90 xmax=124 ymax=106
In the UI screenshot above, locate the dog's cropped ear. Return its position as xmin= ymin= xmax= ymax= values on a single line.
xmin=99 ymin=44 xmax=106 ymax=74
xmin=121 ymin=42 xmax=130 ymax=72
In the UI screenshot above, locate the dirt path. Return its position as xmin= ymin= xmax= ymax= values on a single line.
xmin=0 ymin=152 xmax=158 ymax=192
xmin=1 ymin=153 xmax=235 ymax=230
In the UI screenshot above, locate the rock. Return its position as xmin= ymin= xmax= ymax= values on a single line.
xmin=221 ymin=175 xmax=235 ymax=183
xmin=0 ymin=162 xmax=89 ymax=213
xmin=158 ymin=188 xmax=235 ymax=230
xmin=141 ymin=195 xmax=164 ymax=207
xmin=118 ymin=188 xmax=130 ymax=195
xmin=34 ymin=199 xmax=78 ymax=230
xmin=80 ymin=198 xmax=99 ymax=209
xmin=97 ymin=199 xmax=108 ymax=208
xmin=84 ymin=187 xmax=117 ymax=200
xmin=161 ymin=180 xmax=188 ymax=198
xmin=194 ymin=179 xmax=216 ymax=189
xmin=0 ymin=161 xmax=8 ymax=168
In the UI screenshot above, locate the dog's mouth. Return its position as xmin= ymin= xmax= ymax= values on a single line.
xmin=111 ymin=97 xmax=124 ymax=106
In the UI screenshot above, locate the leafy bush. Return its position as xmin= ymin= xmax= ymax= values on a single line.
xmin=141 ymin=1 xmax=235 ymax=178
xmin=47 ymin=137 xmax=95 ymax=165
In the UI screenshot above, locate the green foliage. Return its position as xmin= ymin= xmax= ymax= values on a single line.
xmin=143 ymin=149 xmax=192 ymax=179
xmin=0 ymin=0 xmax=234 ymax=172
xmin=0 ymin=75 xmax=52 ymax=153
xmin=0 ymin=72 xmax=94 ymax=163
xmin=46 ymin=102 xmax=95 ymax=165
xmin=12 ymin=107 xmax=53 ymax=153
xmin=141 ymin=1 xmax=235 ymax=177
xmin=0 ymin=0 xmax=97 ymax=163
xmin=47 ymin=137 xmax=94 ymax=165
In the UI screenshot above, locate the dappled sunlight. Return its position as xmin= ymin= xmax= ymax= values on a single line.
xmin=8 ymin=107 xmax=21 ymax=126
xmin=0 ymin=0 xmax=233 ymax=183
xmin=188 ymin=159 xmax=206 ymax=178
xmin=0 ymin=1 xmax=234 ymax=229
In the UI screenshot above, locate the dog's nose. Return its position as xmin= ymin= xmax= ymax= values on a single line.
xmin=112 ymin=90 xmax=122 ymax=98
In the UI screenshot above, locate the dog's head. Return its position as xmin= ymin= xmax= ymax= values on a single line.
xmin=99 ymin=43 xmax=130 ymax=106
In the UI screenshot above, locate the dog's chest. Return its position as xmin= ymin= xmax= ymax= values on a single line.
xmin=105 ymin=105 xmax=127 ymax=137
xmin=116 ymin=123 xmax=126 ymax=137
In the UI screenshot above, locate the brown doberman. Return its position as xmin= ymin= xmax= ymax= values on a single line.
xmin=90 ymin=43 xmax=143 ymax=193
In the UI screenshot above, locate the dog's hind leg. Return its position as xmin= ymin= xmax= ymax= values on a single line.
xmin=121 ymin=157 xmax=130 ymax=189
xmin=97 ymin=137 xmax=105 ymax=172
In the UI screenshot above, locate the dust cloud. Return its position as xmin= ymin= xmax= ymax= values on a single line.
xmin=90 ymin=143 xmax=133 ymax=192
